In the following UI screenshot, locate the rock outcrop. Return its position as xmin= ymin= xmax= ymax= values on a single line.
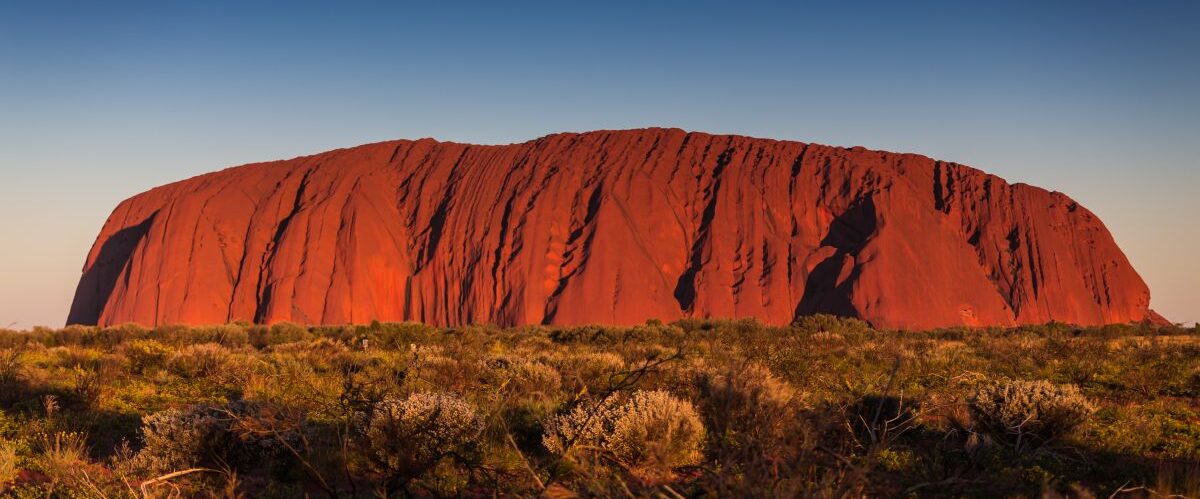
xmin=68 ymin=128 xmax=1158 ymax=329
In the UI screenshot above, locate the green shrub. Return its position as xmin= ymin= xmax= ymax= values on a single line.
xmin=364 ymin=321 xmax=439 ymax=349
xmin=101 ymin=323 xmax=149 ymax=338
xmin=167 ymin=343 xmax=228 ymax=378
xmin=968 ymin=379 xmax=1093 ymax=452
xmin=483 ymin=355 xmax=562 ymax=397
xmin=250 ymin=323 xmax=312 ymax=348
xmin=697 ymin=364 xmax=799 ymax=457
xmin=122 ymin=339 xmax=171 ymax=373
xmin=170 ymin=324 xmax=251 ymax=347
xmin=0 ymin=439 xmax=16 ymax=491
xmin=32 ymin=431 xmax=90 ymax=483
xmin=48 ymin=345 xmax=103 ymax=370
xmin=548 ymin=325 xmax=618 ymax=344
xmin=873 ymin=448 xmax=915 ymax=472
xmin=70 ymin=366 xmax=104 ymax=409
xmin=791 ymin=314 xmax=871 ymax=337
xmin=268 ymin=337 xmax=350 ymax=361
xmin=0 ymin=350 xmax=23 ymax=404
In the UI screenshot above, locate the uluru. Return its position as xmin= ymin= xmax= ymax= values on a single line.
xmin=67 ymin=128 xmax=1157 ymax=330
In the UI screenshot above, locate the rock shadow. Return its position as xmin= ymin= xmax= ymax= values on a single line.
xmin=66 ymin=212 xmax=157 ymax=325
xmin=795 ymin=198 xmax=877 ymax=319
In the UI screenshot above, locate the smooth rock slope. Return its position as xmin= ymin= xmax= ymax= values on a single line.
xmin=69 ymin=129 xmax=1158 ymax=329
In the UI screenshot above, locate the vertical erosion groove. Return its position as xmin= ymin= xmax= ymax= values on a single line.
xmin=673 ymin=147 xmax=734 ymax=312
xmin=254 ymin=168 xmax=315 ymax=323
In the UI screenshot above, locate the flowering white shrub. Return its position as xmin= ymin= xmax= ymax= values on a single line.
xmin=363 ymin=392 xmax=484 ymax=480
xmin=544 ymin=390 xmax=705 ymax=479
xmin=969 ymin=379 xmax=1093 ymax=451
xmin=137 ymin=400 xmax=301 ymax=473
xmin=484 ymin=355 xmax=562 ymax=395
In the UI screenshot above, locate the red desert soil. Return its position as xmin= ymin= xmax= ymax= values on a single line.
xmin=68 ymin=128 xmax=1161 ymax=329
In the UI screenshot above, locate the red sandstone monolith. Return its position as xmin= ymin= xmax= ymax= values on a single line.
xmin=68 ymin=129 xmax=1159 ymax=329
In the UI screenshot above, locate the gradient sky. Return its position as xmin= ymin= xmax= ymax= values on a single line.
xmin=1 ymin=1 xmax=1196 ymax=328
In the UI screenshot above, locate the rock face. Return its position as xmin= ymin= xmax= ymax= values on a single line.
xmin=69 ymin=129 xmax=1158 ymax=329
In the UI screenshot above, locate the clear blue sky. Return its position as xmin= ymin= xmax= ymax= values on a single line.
xmin=1 ymin=1 xmax=1196 ymax=327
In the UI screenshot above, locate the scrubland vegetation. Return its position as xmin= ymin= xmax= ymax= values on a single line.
xmin=0 ymin=317 xmax=1197 ymax=497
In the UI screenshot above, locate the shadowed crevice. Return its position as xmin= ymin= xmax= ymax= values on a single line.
xmin=255 ymin=168 xmax=315 ymax=323
xmin=673 ymin=148 xmax=734 ymax=312
xmin=543 ymin=182 xmax=606 ymax=323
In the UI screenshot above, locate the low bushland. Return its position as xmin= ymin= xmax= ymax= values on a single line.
xmin=0 ymin=318 xmax=1195 ymax=497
